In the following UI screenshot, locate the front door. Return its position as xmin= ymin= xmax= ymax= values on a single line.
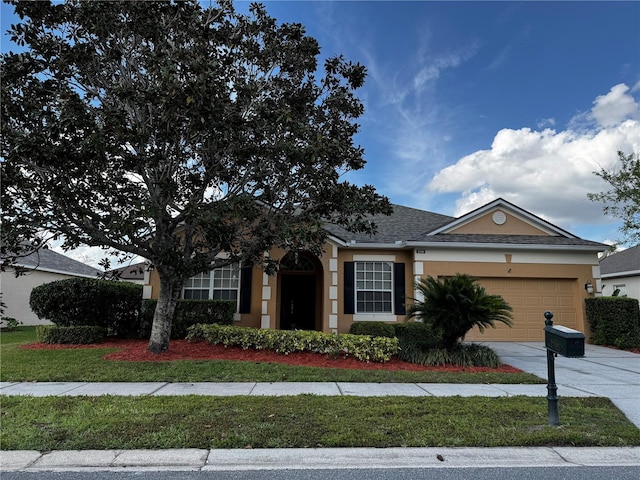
xmin=280 ymin=274 xmax=316 ymax=330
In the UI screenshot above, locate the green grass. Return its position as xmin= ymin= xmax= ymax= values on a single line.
xmin=1 ymin=395 xmax=638 ymax=450
xmin=0 ymin=327 xmax=543 ymax=384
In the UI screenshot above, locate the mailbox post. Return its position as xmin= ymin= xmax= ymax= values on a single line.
xmin=543 ymin=311 xmax=585 ymax=426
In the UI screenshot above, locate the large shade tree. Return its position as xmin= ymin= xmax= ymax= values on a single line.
xmin=588 ymin=150 xmax=640 ymax=246
xmin=1 ymin=0 xmax=390 ymax=352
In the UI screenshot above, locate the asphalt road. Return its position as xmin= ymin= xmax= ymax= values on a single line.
xmin=3 ymin=467 xmax=640 ymax=480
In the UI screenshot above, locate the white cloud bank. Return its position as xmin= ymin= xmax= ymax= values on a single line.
xmin=428 ymin=83 xmax=640 ymax=229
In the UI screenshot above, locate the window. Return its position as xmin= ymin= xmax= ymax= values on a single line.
xmin=183 ymin=263 xmax=240 ymax=304
xmin=212 ymin=263 xmax=240 ymax=301
xmin=355 ymin=261 xmax=393 ymax=313
xmin=183 ymin=272 xmax=210 ymax=300
xmin=613 ymin=284 xmax=627 ymax=297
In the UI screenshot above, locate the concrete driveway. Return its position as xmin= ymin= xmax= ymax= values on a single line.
xmin=484 ymin=342 xmax=640 ymax=428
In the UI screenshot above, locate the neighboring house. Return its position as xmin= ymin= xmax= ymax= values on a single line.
xmin=110 ymin=262 xmax=147 ymax=285
xmin=144 ymin=198 xmax=606 ymax=341
xmin=1 ymin=249 xmax=101 ymax=325
xmin=600 ymin=245 xmax=640 ymax=300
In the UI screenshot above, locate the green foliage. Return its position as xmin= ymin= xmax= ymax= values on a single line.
xmin=1 ymin=0 xmax=390 ymax=352
xmin=29 ymin=278 xmax=142 ymax=336
xmin=187 ymin=324 xmax=399 ymax=362
xmin=0 ymin=316 xmax=23 ymax=331
xmin=588 ymin=151 xmax=640 ymax=244
xmin=36 ymin=325 xmax=105 ymax=345
xmin=348 ymin=321 xmax=396 ymax=338
xmin=4 ymin=396 xmax=638 ymax=450
xmin=139 ymin=299 xmax=236 ymax=339
xmin=407 ymin=274 xmax=513 ymax=350
xmin=394 ymin=322 xmax=443 ymax=363
xmin=585 ymin=297 xmax=640 ymax=349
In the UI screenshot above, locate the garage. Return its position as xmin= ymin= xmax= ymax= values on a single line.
xmin=465 ymin=278 xmax=579 ymax=342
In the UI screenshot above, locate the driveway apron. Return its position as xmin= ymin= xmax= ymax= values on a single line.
xmin=483 ymin=341 xmax=640 ymax=428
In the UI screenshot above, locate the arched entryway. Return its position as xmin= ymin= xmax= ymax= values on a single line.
xmin=278 ymin=252 xmax=323 ymax=330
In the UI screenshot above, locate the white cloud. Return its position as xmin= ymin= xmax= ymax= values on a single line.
xmin=591 ymin=83 xmax=639 ymax=127
xmin=427 ymin=83 xmax=640 ymax=230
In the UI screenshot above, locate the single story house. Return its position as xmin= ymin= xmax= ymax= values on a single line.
xmin=143 ymin=198 xmax=606 ymax=341
xmin=600 ymin=245 xmax=640 ymax=300
xmin=1 ymin=249 xmax=101 ymax=325
xmin=110 ymin=262 xmax=147 ymax=285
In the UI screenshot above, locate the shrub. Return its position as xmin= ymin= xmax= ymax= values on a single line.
xmin=29 ymin=278 xmax=142 ymax=336
xmin=394 ymin=322 xmax=442 ymax=363
xmin=36 ymin=325 xmax=105 ymax=344
xmin=349 ymin=321 xmax=396 ymax=338
xmin=585 ymin=297 xmax=640 ymax=350
xmin=187 ymin=324 xmax=399 ymax=362
xmin=397 ymin=343 xmax=502 ymax=368
xmin=406 ymin=274 xmax=513 ymax=349
xmin=0 ymin=317 xmax=23 ymax=331
xmin=139 ymin=300 xmax=236 ymax=339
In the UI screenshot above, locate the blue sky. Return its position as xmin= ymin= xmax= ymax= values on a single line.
xmin=3 ymin=1 xmax=640 ymax=266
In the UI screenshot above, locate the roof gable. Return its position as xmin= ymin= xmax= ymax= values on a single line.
xmin=428 ymin=198 xmax=576 ymax=238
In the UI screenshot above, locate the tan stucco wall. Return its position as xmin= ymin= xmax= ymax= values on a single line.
xmin=1 ymin=269 xmax=79 ymax=325
xmin=417 ymin=259 xmax=595 ymax=338
xmin=449 ymin=210 xmax=551 ymax=235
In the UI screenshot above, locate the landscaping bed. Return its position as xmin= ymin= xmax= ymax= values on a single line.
xmin=21 ymin=338 xmax=521 ymax=373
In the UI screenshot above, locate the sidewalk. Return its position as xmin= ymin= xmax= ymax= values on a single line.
xmin=3 ymin=447 xmax=640 ymax=472
xmin=1 ymin=342 xmax=639 ymax=472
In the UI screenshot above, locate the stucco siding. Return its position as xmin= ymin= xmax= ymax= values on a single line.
xmin=1 ymin=269 xmax=77 ymax=325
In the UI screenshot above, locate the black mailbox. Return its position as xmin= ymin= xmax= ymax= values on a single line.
xmin=544 ymin=325 xmax=585 ymax=357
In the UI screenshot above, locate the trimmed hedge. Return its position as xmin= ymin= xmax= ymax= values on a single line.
xmin=29 ymin=278 xmax=142 ymax=336
xmin=187 ymin=324 xmax=400 ymax=362
xmin=36 ymin=325 xmax=105 ymax=344
xmin=139 ymin=300 xmax=236 ymax=340
xmin=394 ymin=322 xmax=442 ymax=361
xmin=348 ymin=321 xmax=396 ymax=338
xmin=585 ymin=297 xmax=640 ymax=349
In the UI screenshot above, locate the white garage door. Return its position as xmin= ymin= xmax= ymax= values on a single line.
xmin=465 ymin=278 xmax=578 ymax=342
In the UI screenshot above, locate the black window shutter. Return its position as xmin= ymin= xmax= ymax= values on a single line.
xmin=239 ymin=265 xmax=253 ymax=314
xmin=393 ymin=263 xmax=406 ymax=315
xmin=344 ymin=262 xmax=355 ymax=314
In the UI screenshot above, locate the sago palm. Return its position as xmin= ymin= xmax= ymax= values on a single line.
xmin=407 ymin=274 xmax=513 ymax=350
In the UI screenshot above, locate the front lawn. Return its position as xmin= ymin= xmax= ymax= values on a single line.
xmin=2 ymin=395 xmax=638 ymax=449
xmin=0 ymin=328 xmax=543 ymax=384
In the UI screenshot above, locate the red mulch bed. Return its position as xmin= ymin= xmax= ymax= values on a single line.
xmin=21 ymin=338 xmax=523 ymax=373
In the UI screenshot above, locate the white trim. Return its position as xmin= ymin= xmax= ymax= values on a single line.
xmin=353 ymin=254 xmax=396 ymax=262
xmin=601 ymin=270 xmax=640 ymax=279
xmin=142 ymin=285 xmax=153 ymax=299
xmin=260 ymin=315 xmax=271 ymax=329
xmin=329 ymin=315 xmax=338 ymax=329
xmin=11 ymin=265 xmax=98 ymax=278
xmin=261 ymin=286 xmax=271 ymax=300
xmin=405 ymin=241 xmax=605 ymax=252
xmin=329 ymin=286 xmax=338 ymax=300
xmin=329 ymin=258 xmax=338 ymax=272
xmin=353 ymin=314 xmax=397 ymax=322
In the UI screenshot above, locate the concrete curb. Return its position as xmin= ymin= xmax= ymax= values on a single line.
xmin=2 ymin=447 xmax=639 ymax=472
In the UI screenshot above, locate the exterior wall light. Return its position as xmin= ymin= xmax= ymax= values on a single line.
xmin=584 ymin=280 xmax=594 ymax=294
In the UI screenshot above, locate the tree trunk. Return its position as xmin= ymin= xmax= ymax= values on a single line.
xmin=148 ymin=270 xmax=184 ymax=354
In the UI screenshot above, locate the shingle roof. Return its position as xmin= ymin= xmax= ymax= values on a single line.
xmin=11 ymin=248 xmax=101 ymax=277
xmin=324 ymin=204 xmax=454 ymax=243
xmin=111 ymin=262 xmax=146 ymax=280
xmin=600 ymin=245 xmax=640 ymax=275
xmin=323 ymin=203 xmax=605 ymax=250
xmin=409 ymin=233 xmax=606 ymax=249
